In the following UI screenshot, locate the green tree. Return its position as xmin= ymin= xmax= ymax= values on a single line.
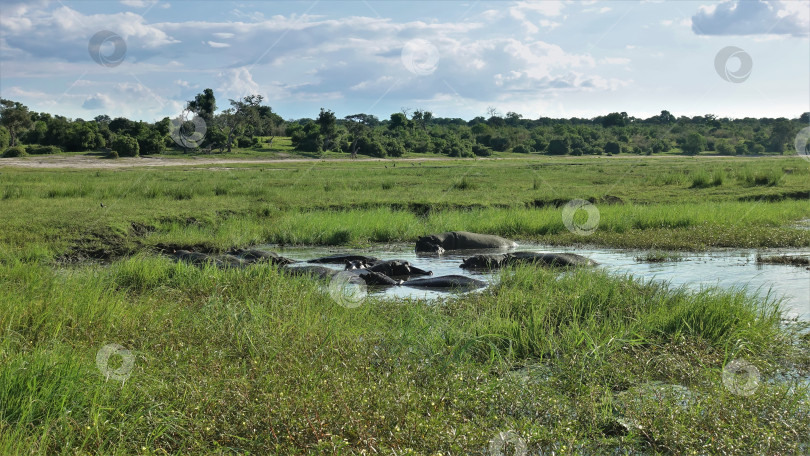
xmin=604 ymin=141 xmax=621 ymax=155
xmin=112 ymin=134 xmax=139 ymax=157
xmin=0 ymin=125 xmax=9 ymax=150
xmin=768 ymin=118 xmax=793 ymax=153
xmin=547 ymin=138 xmax=570 ymax=155
xmin=187 ymin=88 xmax=217 ymax=127
xmin=137 ymin=128 xmax=166 ymax=155
xmin=317 ymin=108 xmax=337 ymax=149
xmin=682 ymin=132 xmax=706 ymax=155
xmin=0 ymin=99 xmax=33 ymax=146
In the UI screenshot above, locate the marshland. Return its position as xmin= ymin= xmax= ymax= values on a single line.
xmin=1 ymin=151 xmax=809 ymax=454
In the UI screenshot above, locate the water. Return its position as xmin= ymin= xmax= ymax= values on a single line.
xmin=266 ymin=243 xmax=810 ymax=321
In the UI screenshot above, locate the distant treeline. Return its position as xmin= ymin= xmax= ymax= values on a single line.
xmin=1 ymin=90 xmax=808 ymax=158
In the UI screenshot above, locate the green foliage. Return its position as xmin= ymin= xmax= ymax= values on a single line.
xmin=547 ymin=138 xmax=570 ymax=155
xmin=604 ymin=141 xmax=621 ymax=155
xmin=0 ymin=126 xmax=11 ymax=150
xmin=737 ymin=167 xmax=783 ymax=187
xmin=136 ymin=128 xmax=165 ymax=155
xmin=683 ymin=132 xmax=706 ymax=155
xmin=1 ymin=145 xmax=26 ymax=157
xmin=512 ymin=144 xmax=534 ymax=154
xmin=111 ymin=134 xmax=139 ymax=157
xmin=26 ymin=144 xmax=61 ymax=155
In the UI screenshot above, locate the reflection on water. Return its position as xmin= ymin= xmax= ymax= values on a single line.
xmin=266 ymin=243 xmax=810 ymax=321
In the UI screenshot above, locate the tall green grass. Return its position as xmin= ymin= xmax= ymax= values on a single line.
xmin=0 ymin=257 xmax=806 ymax=454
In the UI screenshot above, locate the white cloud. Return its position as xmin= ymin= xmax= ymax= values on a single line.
xmin=120 ymin=0 xmax=159 ymax=8
xmin=82 ymin=93 xmax=111 ymax=109
xmin=217 ymin=67 xmax=261 ymax=100
xmin=600 ymin=57 xmax=631 ymax=65
xmin=205 ymin=41 xmax=230 ymax=48
xmin=692 ymin=0 xmax=809 ymax=36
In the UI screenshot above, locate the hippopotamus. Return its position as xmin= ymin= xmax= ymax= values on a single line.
xmin=308 ymin=254 xmax=380 ymax=264
xmin=282 ymin=265 xmax=340 ymax=280
xmin=460 ymin=252 xmax=597 ymax=270
xmin=402 ymin=275 xmax=487 ymax=290
xmin=357 ymin=270 xmax=403 ymax=286
xmin=172 ymin=250 xmax=239 ymax=268
xmin=415 ymin=231 xmax=517 ymax=254
xmin=366 ymin=260 xmax=432 ymax=277
xmin=228 ymin=248 xmax=295 ymax=266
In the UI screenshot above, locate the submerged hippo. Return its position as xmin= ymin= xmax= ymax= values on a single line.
xmin=366 ymin=260 xmax=432 ymax=277
xmin=228 ymin=248 xmax=295 ymax=266
xmin=415 ymin=231 xmax=517 ymax=254
xmin=402 ymin=274 xmax=487 ymax=290
xmin=460 ymin=252 xmax=597 ymax=270
xmin=283 ymin=265 xmax=340 ymax=280
xmin=357 ymin=270 xmax=403 ymax=286
xmin=172 ymin=250 xmax=241 ymax=268
xmin=308 ymin=254 xmax=380 ymax=264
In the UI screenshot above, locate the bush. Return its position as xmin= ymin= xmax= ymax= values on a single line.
xmin=111 ymin=135 xmax=139 ymax=157
xmin=547 ymin=138 xmax=570 ymax=155
xmin=236 ymin=136 xmax=252 ymax=148
xmin=106 ymin=150 xmax=119 ymax=159
xmin=137 ymin=130 xmax=166 ymax=155
xmin=715 ymin=139 xmax=735 ymax=155
xmin=512 ymin=144 xmax=534 ymax=154
xmin=604 ymin=141 xmax=621 ymax=155
xmin=2 ymin=146 xmax=26 ymax=158
xmin=472 ymin=143 xmax=492 ymax=157
xmin=26 ymin=145 xmax=61 ymax=155
xmin=0 ymin=126 xmax=9 ymax=150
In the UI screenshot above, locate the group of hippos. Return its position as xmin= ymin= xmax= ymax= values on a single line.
xmin=169 ymin=231 xmax=597 ymax=291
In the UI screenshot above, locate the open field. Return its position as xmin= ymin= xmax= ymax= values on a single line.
xmin=1 ymin=154 xmax=809 ymax=454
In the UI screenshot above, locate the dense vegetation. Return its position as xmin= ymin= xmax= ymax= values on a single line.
xmin=2 ymin=92 xmax=808 ymax=159
xmin=1 ymin=155 xmax=809 ymax=454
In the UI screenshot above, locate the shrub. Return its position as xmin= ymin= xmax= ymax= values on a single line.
xmin=2 ymin=145 xmax=27 ymax=158
xmin=0 ymin=126 xmax=10 ymax=150
xmin=604 ymin=141 xmax=621 ymax=155
xmin=106 ymin=150 xmax=119 ymax=159
xmin=547 ymin=138 xmax=570 ymax=155
xmin=472 ymin=143 xmax=492 ymax=157
xmin=27 ymin=145 xmax=61 ymax=155
xmin=512 ymin=144 xmax=534 ymax=154
xmin=111 ymin=135 xmax=139 ymax=157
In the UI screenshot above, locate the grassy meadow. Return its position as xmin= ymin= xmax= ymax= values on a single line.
xmin=1 ymin=152 xmax=809 ymax=454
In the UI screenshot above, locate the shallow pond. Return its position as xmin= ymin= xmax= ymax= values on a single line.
xmin=265 ymin=243 xmax=810 ymax=321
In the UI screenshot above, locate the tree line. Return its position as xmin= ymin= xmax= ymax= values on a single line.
xmin=1 ymin=90 xmax=807 ymax=158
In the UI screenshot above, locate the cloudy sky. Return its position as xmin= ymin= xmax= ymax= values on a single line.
xmin=1 ymin=0 xmax=808 ymax=122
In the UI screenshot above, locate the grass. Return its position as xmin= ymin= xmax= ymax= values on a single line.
xmin=756 ymin=254 xmax=810 ymax=267
xmin=635 ymin=250 xmax=685 ymax=262
xmin=0 ymin=258 xmax=807 ymax=454
xmin=0 ymin=154 xmax=809 ymax=453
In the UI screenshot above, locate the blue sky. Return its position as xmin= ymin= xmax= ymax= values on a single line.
xmin=1 ymin=0 xmax=808 ymax=122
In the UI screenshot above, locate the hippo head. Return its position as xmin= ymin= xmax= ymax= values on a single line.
xmin=415 ymin=235 xmax=446 ymax=254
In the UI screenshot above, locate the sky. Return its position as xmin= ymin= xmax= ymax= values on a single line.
xmin=0 ymin=0 xmax=808 ymax=123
